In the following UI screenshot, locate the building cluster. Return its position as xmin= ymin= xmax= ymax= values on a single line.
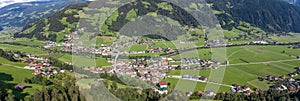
xmin=180 ymin=38 xmax=198 ymax=44
xmin=251 ymin=40 xmax=269 ymax=44
xmin=231 ymin=84 xmax=252 ymax=95
xmin=288 ymin=44 xmax=300 ymax=49
xmin=182 ymin=58 xmax=220 ymax=68
xmin=181 ymin=75 xmax=208 ymax=82
xmin=14 ymin=53 xmax=66 ymax=76
xmin=258 ymin=67 xmax=300 ymax=92
xmin=288 ymin=67 xmax=300 ymax=77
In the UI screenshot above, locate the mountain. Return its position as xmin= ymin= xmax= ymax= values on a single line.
xmin=15 ymin=0 xmax=300 ymax=41
xmin=0 ymin=0 xmax=89 ymax=31
xmin=207 ymin=0 xmax=300 ymax=33
xmin=14 ymin=2 xmax=90 ymax=42
xmin=0 ymin=0 xmax=53 ymax=8
xmin=282 ymin=0 xmax=300 ymax=6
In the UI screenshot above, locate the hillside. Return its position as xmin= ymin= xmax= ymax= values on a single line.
xmin=283 ymin=0 xmax=300 ymax=6
xmin=0 ymin=0 xmax=88 ymax=31
xmin=207 ymin=0 xmax=300 ymax=33
xmin=14 ymin=2 xmax=90 ymax=42
xmin=15 ymin=0 xmax=300 ymax=42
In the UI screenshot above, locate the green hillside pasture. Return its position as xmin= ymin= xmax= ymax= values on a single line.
xmin=223 ymin=30 xmax=240 ymax=39
xmin=0 ymin=57 xmax=43 ymax=99
xmin=0 ymin=44 xmax=48 ymax=55
xmin=1 ymin=38 xmax=45 ymax=47
xmin=270 ymin=36 xmax=300 ymax=43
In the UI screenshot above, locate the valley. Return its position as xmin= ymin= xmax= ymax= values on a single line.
xmin=1 ymin=0 xmax=300 ymax=101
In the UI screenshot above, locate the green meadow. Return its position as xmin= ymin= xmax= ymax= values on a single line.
xmin=0 ymin=44 xmax=48 ymax=55
xmin=0 ymin=58 xmax=43 ymax=99
xmin=130 ymin=44 xmax=148 ymax=51
xmin=167 ymin=45 xmax=300 ymax=92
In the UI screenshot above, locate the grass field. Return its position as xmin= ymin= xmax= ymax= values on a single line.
xmin=45 ymin=53 xmax=73 ymax=63
xmin=96 ymin=36 xmax=115 ymax=45
xmin=73 ymin=55 xmax=112 ymax=67
xmin=167 ymin=45 xmax=300 ymax=92
xmin=0 ymin=44 xmax=48 ymax=55
xmin=167 ymin=60 xmax=300 ymax=92
xmin=163 ymin=78 xmax=231 ymax=93
xmin=0 ymin=57 xmax=43 ymax=99
xmin=175 ymin=45 xmax=299 ymax=64
xmin=1 ymin=38 xmax=45 ymax=47
xmin=270 ymin=36 xmax=300 ymax=43
xmin=227 ymin=46 xmax=298 ymax=64
xmin=130 ymin=44 xmax=148 ymax=51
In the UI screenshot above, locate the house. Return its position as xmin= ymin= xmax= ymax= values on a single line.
xmin=186 ymin=91 xmax=193 ymax=96
xmin=151 ymin=77 xmax=159 ymax=84
xmin=15 ymin=83 xmax=26 ymax=90
xmin=157 ymin=81 xmax=168 ymax=94
xmin=159 ymin=81 xmax=168 ymax=88
xmin=204 ymin=90 xmax=216 ymax=96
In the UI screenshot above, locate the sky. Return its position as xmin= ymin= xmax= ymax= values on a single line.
xmin=0 ymin=0 xmax=51 ymax=8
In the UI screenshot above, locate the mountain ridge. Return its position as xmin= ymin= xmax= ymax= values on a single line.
xmin=15 ymin=0 xmax=300 ymax=41
xmin=0 ymin=0 xmax=89 ymax=32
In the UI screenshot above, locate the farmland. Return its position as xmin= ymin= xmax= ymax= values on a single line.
xmin=167 ymin=45 xmax=300 ymax=92
xmin=0 ymin=44 xmax=48 ymax=55
xmin=130 ymin=44 xmax=148 ymax=51
xmin=1 ymin=37 xmax=300 ymax=96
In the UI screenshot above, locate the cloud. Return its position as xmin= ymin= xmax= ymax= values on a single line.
xmin=0 ymin=0 xmax=52 ymax=8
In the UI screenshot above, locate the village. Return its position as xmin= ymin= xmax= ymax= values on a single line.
xmin=39 ymin=33 xmax=300 ymax=95
xmin=39 ymin=33 xmax=224 ymax=94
